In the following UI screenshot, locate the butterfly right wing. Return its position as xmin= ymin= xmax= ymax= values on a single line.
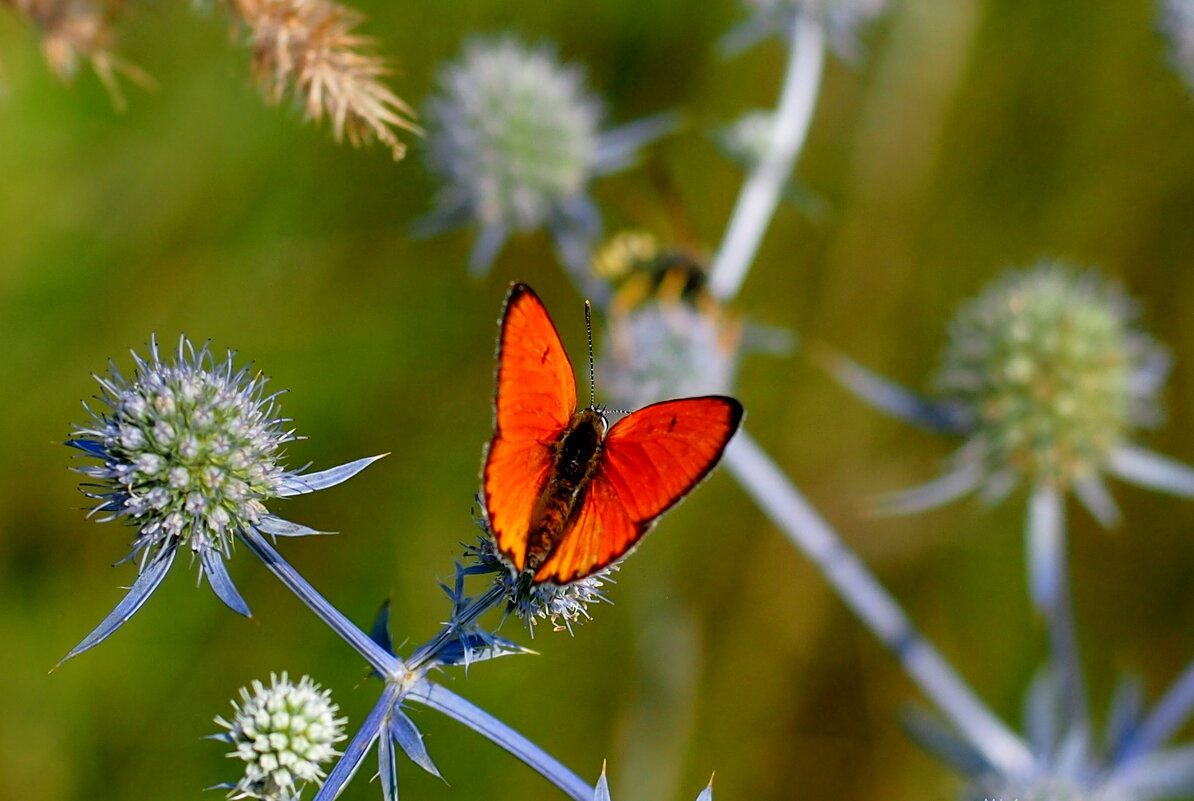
xmin=483 ymin=284 xmax=578 ymax=571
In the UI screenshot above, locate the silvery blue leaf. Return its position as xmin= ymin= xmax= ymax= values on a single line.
xmin=66 ymin=438 xmax=108 ymax=458
xmin=1073 ymin=474 xmax=1120 ymax=529
xmin=1106 ymin=744 xmax=1194 ymax=799
xmin=313 ymin=683 xmax=398 ymax=801
xmin=436 ymin=632 xmax=535 ymax=667
xmin=901 ymin=706 xmax=991 ymax=778
xmin=257 ymin=515 xmax=329 ymax=537
xmin=592 ymin=112 xmax=680 ymax=175
xmin=1106 ymin=673 xmax=1144 ymax=760
xmin=390 ymin=709 xmax=443 ymax=780
xmin=820 ymin=350 xmax=972 ymax=433
xmin=593 ymin=768 xmax=612 ymax=801
xmin=58 ymin=546 xmax=177 ymax=665
xmin=201 ymin=548 xmax=251 ymax=617
xmin=1108 ymin=444 xmax=1194 ymax=498
xmin=878 ymin=462 xmax=982 ymax=515
xmin=277 ymin=454 xmax=387 ymax=497
xmin=379 ymin=721 xmax=398 ymax=801
xmin=468 ymin=222 xmax=510 ymax=276
xmin=370 ymin=599 xmax=394 ymax=656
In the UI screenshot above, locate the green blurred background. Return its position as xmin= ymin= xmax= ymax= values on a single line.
xmin=4 ymin=0 xmax=1194 ymax=799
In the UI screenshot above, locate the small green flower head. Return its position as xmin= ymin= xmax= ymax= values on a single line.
xmin=214 ymin=673 xmax=347 ymax=801
xmin=1162 ymin=0 xmax=1194 ymax=92
xmin=72 ymin=336 xmax=294 ymax=561
xmin=934 ymin=265 xmax=1165 ymax=490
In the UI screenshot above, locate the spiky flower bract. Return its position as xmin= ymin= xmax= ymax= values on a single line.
xmin=1162 ymin=0 xmax=1194 ymax=92
xmin=464 ymin=535 xmax=615 ymax=634
xmin=724 ymin=0 xmax=888 ymax=59
xmin=214 ymin=673 xmax=346 ymax=801
xmin=597 ymin=233 xmax=743 ymax=411
xmin=936 ymin=266 xmax=1161 ymax=492
xmin=420 ymin=35 xmax=672 ymax=275
xmin=594 ymin=765 xmax=715 ymax=801
xmin=229 ymin=0 xmax=418 ymax=159
xmin=62 ymin=336 xmax=383 ymax=662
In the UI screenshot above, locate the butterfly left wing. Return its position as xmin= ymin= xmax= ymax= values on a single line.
xmin=533 ymin=396 xmax=743 ymax=584
xmin=485 ymin=284 xmax=579 ymax=572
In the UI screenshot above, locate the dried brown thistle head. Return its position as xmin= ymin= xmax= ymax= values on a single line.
xmin=3 ymin=0 xmax=152 ymax=109
xmin=231 ymin=0 xmax=419 ymax=159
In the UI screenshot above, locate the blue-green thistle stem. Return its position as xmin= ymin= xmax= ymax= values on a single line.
xmin=709 ymin=13 xmax=826 ymax=301
xmin=724 ymin=429 xmax=1034 ymax=776
xmin=239 ymin=526 xmax=401 ymax=677
xmin=1027 ymin=485 xmax=1090 ymax=736
xmin=406 ymin=582 xmax=509 ymax=671
xmin=407 ymin=680 xmax=594 ymax=801
xmin=314 ymin=680 xmax=402 ymax=801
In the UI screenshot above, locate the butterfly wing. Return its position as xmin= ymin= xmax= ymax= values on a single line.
xmin=484 ymin=284 xmax=578 ymax=571
xmin=533 ymin=396 xmax=743 ymax=584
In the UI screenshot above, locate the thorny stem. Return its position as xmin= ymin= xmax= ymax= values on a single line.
xmin=241 ymin=526 xmax=401 ymax=677
xmin=724 ymin=430 xmax=1035 ymax=777
xmin=1028 ymin=486 xmax=1090 ymax=738
xmin=708 ymin=13 xmax=826 ymax=301
xmin=406 ymin=582 xmax=509 ymax=672
xmin=408 ymin=680 xmax=594 ymax=801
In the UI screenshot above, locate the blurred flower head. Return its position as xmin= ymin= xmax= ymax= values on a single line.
xmin=213 ymin=672 xmax=346 ymax=801
xmin=935 ymin=265 xmax=1162 ymax=492
xmin=823 ymin=262 xmax=1194 ymax=529
xmin=63 ymin=336 xmax=382 ymax=662
xmin=596 ymin=232 xmax=743 ymax=410
xmin=420 ymin=35 xmax=673 ymax=274
xmin=724 ymin=0 xmax=888 ymax=60
xmin=1161 ymin=0 xmax=1194 ymax=92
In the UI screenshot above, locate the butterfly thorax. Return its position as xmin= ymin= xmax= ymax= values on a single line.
xmin=525 ymin=407 xmax=609 ymax=569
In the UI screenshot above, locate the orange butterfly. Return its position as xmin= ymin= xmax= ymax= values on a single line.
xmin=483 ymin=283 xmax=744 ymax=585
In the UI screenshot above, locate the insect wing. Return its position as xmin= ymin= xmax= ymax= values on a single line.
xmin=484 ymin=284 xmax=579 ymax=571
xmin=533 ymin=396 xmax=743 ymax=584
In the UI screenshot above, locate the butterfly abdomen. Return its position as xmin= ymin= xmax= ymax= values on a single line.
xmin=525 ymin=409 xmax=608 ymax=570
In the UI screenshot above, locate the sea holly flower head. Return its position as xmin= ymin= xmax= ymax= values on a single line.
xmin=213 ymin=673 xmax=346 ymax=801
xmin=463 ymin=534 xmax=616 ymax=634
xmin=934 ymin=266 xmax=1161 ymax=492
xmin=823 ymin=262 xmax=1194 ymax=531
xmin=420 ymin=35 xmax=673 ymax=274
xmin=61 ymin=335 xmax=384 ymax=663
xmin=595 ymin=232 xmax=743 ymax=410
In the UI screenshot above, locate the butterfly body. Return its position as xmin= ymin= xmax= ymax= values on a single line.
xmin=484 ymin=283 xmax=743 ymax=586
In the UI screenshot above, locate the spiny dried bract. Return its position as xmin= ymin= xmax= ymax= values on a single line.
xmin=597 ymin=233 xmax=742 ymax=411
xmin=214 ymin=673 xmax=347 ymax=801
xmin=4 ymin=0 xmax=151 ymax=107
xmin=464 ymin=535 xmax=616 ymax=634
xmin=232 ymin=0 xmax=418 ymax=159
xmin=934 ymin=265 xmax=1164 ymax=490
xmin=728 ymin=0 xmax=888 ymax=58
xmin=1162 ymin=0 xmax=1194 ymax=92
xmin=72 ymin=336 xmax=293 ymax=564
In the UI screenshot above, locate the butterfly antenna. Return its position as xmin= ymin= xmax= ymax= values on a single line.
xmin=585 ymin=300 xmax=597 ymax=410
